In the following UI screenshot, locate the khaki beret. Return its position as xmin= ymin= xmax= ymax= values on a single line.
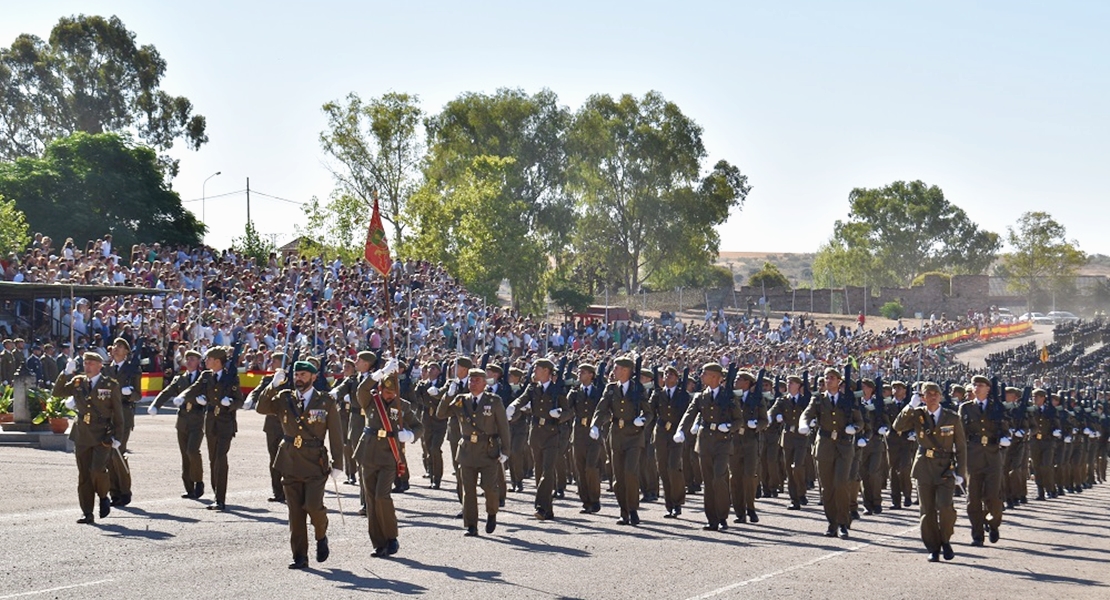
xmin=83 ymin=351 xmax=103 ymax=363
xmin=534 ymin=358 xmax=555 ymax=371
xmin=702 ymin=362 xmax=724 ymax=375
xmin=509 ymin=367 xmax=525 ymax=377
xmin=577 ymin=363 xmax=597 ymax=375
xmin=1005 ymin=387 xmax=1022 ymax=396
xmin=950 ymin=384 xmax=966 ymax=394
xmin=468 ymin=367 xmax=487 ymax=379
xmin=786 ymin=375 xmax=803 ymax=385
xmin=112 ymin=337 xmax=131 ymax=351
xmin=205 ymin=346 xmax=228 ymax=362
xmin=639 ymin=369 xmax=654 ymax=379
xmin=485 ymin=364 xmax=503 ymax=375
xmin=357 ymin=351 xmax=377 ymax=365
xmin=456 ymin=356 xmax=474 ymax=369
xmin=971 ymin=375 xmax=991 ymax=387
xmin=921 ymin=382 xmax=941 ymax=394
xmin=663 ymin=365 xmax=679 ymax=377
xmin=614 ymin=357 xmax=635 ymax=369
xmin=735 ymin=370 xmax=756 ymax=383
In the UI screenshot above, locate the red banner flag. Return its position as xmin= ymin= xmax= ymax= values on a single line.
xmin=364 ymin=197 xmax=392 ymax=277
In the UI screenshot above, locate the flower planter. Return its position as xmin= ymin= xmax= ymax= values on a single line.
xmin=0 ymin=413 xmax=13 ymax=424
xmin=48 ymin=417 xmax=69 ymax=434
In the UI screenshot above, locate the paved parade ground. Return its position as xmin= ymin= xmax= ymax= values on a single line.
xmin=1 ymin=397 xmax=1108 ymax=600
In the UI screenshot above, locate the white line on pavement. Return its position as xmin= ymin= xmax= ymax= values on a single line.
xmin=0 ymin=579 xmax=114 ymax=599
xmin=684 ymin=525 xmax=919 ymax=599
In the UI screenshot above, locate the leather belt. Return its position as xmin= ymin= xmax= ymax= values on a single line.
xmin=920 ymin=448 xmax=953 ymax=459
xmin=363 ymin=427 xmax=396 ymax=439
xmin=283 ymin=435 xmax=323 ymax=448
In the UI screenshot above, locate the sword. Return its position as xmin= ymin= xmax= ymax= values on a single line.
xmin=329 ymin=471 xmax=346 ymax=526
xmin=114 ymin=446 xmax=130 ymax=474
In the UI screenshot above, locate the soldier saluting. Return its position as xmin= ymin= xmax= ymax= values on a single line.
xmin=181 ymin=346 xmax=244 ymax=511
xmin=256 ymin=361 xmax=345 ymax=570
xmin=893 ymin=381 xmax=967 ymax=562
xmin=148 ymin=349 xmax=207 ymax=499
xmin=55 ymin=352 xmax=124 ymax=524
xmin=437 ymin=367 xmax=511 ymax=536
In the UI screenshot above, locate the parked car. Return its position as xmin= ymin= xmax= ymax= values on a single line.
xmin=1019 ymin=312 xmax=1054 ymax=325
xmin=1046 ymin=311 xmax=1080 ymax=324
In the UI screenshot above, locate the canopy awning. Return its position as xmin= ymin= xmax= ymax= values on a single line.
xmin=0 ymin=281 xmax=168 ymax=302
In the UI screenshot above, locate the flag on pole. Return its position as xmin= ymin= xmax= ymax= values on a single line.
xmin=364 ymin=196 xmax=392 ymax=277
xmin=1040 ymin=343 xmax=1049 ymax=364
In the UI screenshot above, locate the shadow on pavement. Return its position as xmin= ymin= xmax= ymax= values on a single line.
xmin=98 ymin=522 xmax=175 ymax=541
xmin=115 ymin=505 xmax=201 ymax=524
xmin=319 ymin=567 xmax=428 ymax=595
xmin=387 ymin=556 xmax=505 ymax=584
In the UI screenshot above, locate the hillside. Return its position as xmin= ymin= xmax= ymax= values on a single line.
xmin=716 ymin=252 xmax=816 ymax=286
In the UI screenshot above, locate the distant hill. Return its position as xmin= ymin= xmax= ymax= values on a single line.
xmin=716 ymin=252 xmax=816 ymax=287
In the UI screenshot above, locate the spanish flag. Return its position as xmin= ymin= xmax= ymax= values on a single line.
xmin=1039 ymin=344 xmax=1049 ymax=364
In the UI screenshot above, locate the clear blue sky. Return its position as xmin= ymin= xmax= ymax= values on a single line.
xmin=4 ymin=1 xmax=1108 ymax=256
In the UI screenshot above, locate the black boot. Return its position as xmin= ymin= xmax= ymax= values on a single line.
xmin=316 ymin=537 xmax=330 ymax=563
xmin=99 ymin=496 xmax=111 ymax=519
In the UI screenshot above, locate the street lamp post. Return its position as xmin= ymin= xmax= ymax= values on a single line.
xmin=202 ymin=171 xmax=222 ymax=242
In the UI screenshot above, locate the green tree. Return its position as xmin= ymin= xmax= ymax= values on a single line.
xmin=568 ymin=91 xmax=749 ymax=293
xmin=749 ymin=262 xmax=791 ymax=291
xmin=0 ymin=132 xmax=204 ymax=249
xmin=319 ymin=92 xmax=423 ymax=247
xmin=1002 ymin=211 xmax=1087 ymax=307
xmin=0 ymin=194 xmax=30 ymax=255
xmin=822 ymin=180 xmax=1000 ymax=287
xmin=811 ymin=238 xmax=875 ymax=288
xmin=232 ymin=220 xmax=275 ymax=266
xmin=0 ymin=14 xmax=207 ymax=175
xmin=294 ymin=194 xmax=367 ymax=264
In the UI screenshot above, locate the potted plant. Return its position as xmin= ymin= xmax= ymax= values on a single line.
xmin=32 ymin=391 xmax=75 ymax=434
xmin=0 ymin=385 xmax=12 ymax=423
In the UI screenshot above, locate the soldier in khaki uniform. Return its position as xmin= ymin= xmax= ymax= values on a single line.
xmin=1002 ymin=387 xmax=1030 ymax=508
xmin=244 ymin=353 xmax=289 ymax=503
xmin=652 ymin=366 xmax=689 ymax=518
xmin=959 ymin=375 xmax=1009 ymax=546
xmin=730 ymin=370 xmax=768 ymax=524
xmin=354 ymin=368 xmax=421 ymax=557
xmin=149 ymin=349 xmax=207 ymax=499
xmin=103 ymin=338 xmax=139 ymax=506
xmin=799 ymin=367 xmax=864 ymax=539
xmin=1028 ymin=388 xmax=1060 ymax=499
xmin=893 ymin=381 xmax=967 ymax=562
xmin=181 ymin=347 xmax=244 ymax=511
xmin=506 ymin=367 xmax=531 ymax=492
xmin=0 ymin=339 xmax=17 ymax=384
xmin=570 ymin=364 xmax=605 ymax=514
xmin=437 ymin=367 xmax=511 ymax=536
xmin=590 ymin=356 xmax=652 ymax=526
xmin=857 ymin=378 xmax=890 ymax=515
xmin=55 ymin=352 xmax=123 ymax=524
xmin=256 ymin=361 xmax=344 ymax=569
xmin=328 ymin=358 xmax=360 ymax=485
xmin=415 ymin=362 xmax=448 ymax=489
xmin=770 ymin=375 xmax=811 ymax=510
xmin=344 ymin=352 xmax=376 ymax=513
xmin=508 ymin=358 xmax=572 ymax=521
xmin=676 ymin=363 xmax=743 ymax=531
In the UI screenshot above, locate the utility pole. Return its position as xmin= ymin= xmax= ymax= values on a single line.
xmin=246 ymin=177 xmax=251 ymax=224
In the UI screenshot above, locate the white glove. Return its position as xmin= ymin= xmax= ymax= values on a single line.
xmin=878 ymin=426 xmax=890 ymax=437
xmin=329 ymin=388 xmax=339 ymax=399
xmin=428 ymin=386 xmax=440 ymax=396
xmin=999 ymin=437 xmax=1011 ymax=447
xmin=673 ymin=430 xmax=686 ymax=443
xmin=589 ymin=426 xmax=600 ymax=440
xmin=172 ymin=396 xmax=184 ymax=407
xmin=691 ymin=422 xmax=702 ymax=435
xmin=907 ymin=431 xmax=917 ymax=441
xmin=717 ymin=423 xmax=730 ymax=433
xmin=195 ymin=395 xmax=207 ymax=406
xmin=856 ymin=437 xmax=868 ymax=448
xmin=1013 ymin=429 xmax=1025 ymax=438
xmin=242 ymin=398 xmax=253 ymax=411
xmin=798 ymin=422 xmax=811 ymax=435
xmin=147 ymin=404 xmax=158 ymax=415
xmin=220 ymin=397 xmax=232 ymax=407
xmin=746 ymin=419 xmax=757 ymax=429
xmin=845 ymin=425 xmax=858 ymax=435
xmin=1053 ymin=429 xmax=1062 ymax=438
xmin=955 ymin=475 xmax=964 ymax=486
xmin=775 ymin=413 xmax=784 ymax=423
xmin=342 ymin=394 xmax=350 ymax=405
xmin=909 ymin=393 xmax=923 ymax=408
xmin=549 ymin=408 xmax=562 ymax=418
xmin=1065 ymin=435 xmax=1073 ymax=443
xmin=447 ymin=381 xmax=458 ymax=396
xmin=505 ymin=405 xmax=516 ymax=420
xmin=271 ymin=369 xmax=286 ymax=388
xmin=397 ymin=429 xmax=415 ymax=444
xmin=809 ymin=419 xmax=818 ymax=429
xmin=111 ymin=438 xmax=121 ymax=449
xmin=65 ymin=358 xmax=77 ymax=375
xmin=633 ymin=416 xmax=646 ymax=427
xmin=331 ymin=468 xmax=345 ymax=481
xmin=1083 ymin=428 xmax=1093 ymax=436
xmin=121 ymin=386 xmax=133 ymax=396
xmin=64 ymin=396 xmax=77 ymax=410
xmin=499 ymin=454 xmax=509 ymax=464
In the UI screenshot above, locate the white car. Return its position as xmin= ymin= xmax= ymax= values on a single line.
xmin=1046 ymin=311 xmax=1080 ymax=324
xmin=1019 ymin=312 xmax=1054 ymax=325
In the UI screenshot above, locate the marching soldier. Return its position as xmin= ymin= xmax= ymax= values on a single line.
xmin=1002 ymin=387 xmax=1029 ymax=508
xmin=508 ymin=358 xmax=572 ymax=521
xmin=347 ymin=352 xmax=376 ymax=514
xmin=485 ymin=363 xmax=514 ymax=508
xmin=181 ymin=346 xmax=244 ymax=510
xmin=857 ymin=378 xmax=890 ymax=515
xmin=959 ymin=375 xmax=1009 ymax=546
xmin=571 ymin=363 xmax=604 ymax=514
xmin=893 ymin=382 xmax=967 ymax=562
xmin=1051 ymin=393 xmax=1071 ymax=496
xmin=506 ymin=367 xmax=531 ymax=493
xmin=354 ymin=367 xmax=421 ymax=557
xmin=770 ymin=375 xmax=811 ymax=510
xmin=103 ymin=337 xmax=138 ymax=506
xmin=676 ymin=363 xmax=741 ymax=531
xmin=589 ymin=356 xmax=652 ymax=526
xmin=244 ymin=353 xmax=290 ymax=503
xmin=328 ymin=359 xmax=361 ymax=485
xmin=638 ymin=368 xmax=660 ymax=504
xmin=885 ymin=381 xmax=915 ymax=509
xmin=255 ymin=361 xmax=345 ymax=569
xmin=416 ymin=362 xmax=448 ymax=489
xmin=56 ymin=352 xmax=123 ymax=524
xmin=652 ymin=366 xmax=689 ymax=518
xmin=761 ymin=378 xmax=785 ymax=499
xmin=1029 ymin=388 xmax=1060 ymax=499
xmin=148 ymin=349 xmax=207 ymax=499
xmin=799 ymin=367 xmax=864 ymax=539
xmin=437 ymin=367 xmax=511 ymax=536
xmin=444 ymin=357 xmax=473 ymax=506
xmin=730 ymin=370 xmax=767 ymax=524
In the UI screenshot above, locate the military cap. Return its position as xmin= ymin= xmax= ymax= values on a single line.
xmin=1032 ymin=388 xmax=1047 ymax=398
xmin=1 ymin=339 xmax=11 ymax=345
xmin=534 ymin=358 xmax=555 ymax=371
xmin=921 ymin=382 xmax=941 ymax=394
xmin=823 ymin=367 xmax=842 ymax=379
xmin=83 ymin=351 xmax=103 ymax=363
xmin=735 ymin=370 xmax=757 ymax=383
xmin=861 ymin=378 xmax=876 ymax=389
xmin=380 ymin=374 xmax=399 ymax=394
xmin=205 ymin=346 xmax=228 ymax=362
xmin=424 ymin=361 xmax=442 ymax=371
xmin=456 ymin=356 xmax=474 ymax=369
xmin=663 ymin=365 xmax=680 ymax=377
xmin=639 ymin=369 xmax=654 ymax=380
xmin=509 ymin=367 xmax=525 ymax=377
xmin=184 ymin=349 xmax=202 ymax=360
xmin=468 ymin=367 xmax=487 ymax=379
xmin=486 ymin=363 xmax=503 ymax=375
xmin=702 ymin=362 xmax=724 ymax=375
xmin=786 ymin=375 xmax=803 ymax=385
xmin=13 ymin=338 xmax=24 ymax=344
xmin=951 ymin=384 xmax=966 ymax=394
xmin=971 ymin=375 xmax=991 ymax=387
xmin=293 ymin=361 xmax=317 ymax=374
xmin=307 ymin=356 xmax=321 ymax=368
xmin=343 ymin=358 xmax=356 ymax=367
xmin=614 ymin=356 xmax=635 ymax=369
xmin=357 ymin=351 xmax=377 ymax=365
xmin=577 ymin=363 xmax=597 ymax=375
xmin=891 ymin=380 xmax=907 ymax=389
xmin=1005 ymin=386 xmax=1022 ymax=396
xmin=112 ymin=337 xmax=131 ymax=351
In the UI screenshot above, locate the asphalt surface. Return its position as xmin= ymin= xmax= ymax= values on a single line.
xmin=950 ymin=324 xmax=1056 ymax=369
xmin=2 ymin=368 xmax=1108 ymax=598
